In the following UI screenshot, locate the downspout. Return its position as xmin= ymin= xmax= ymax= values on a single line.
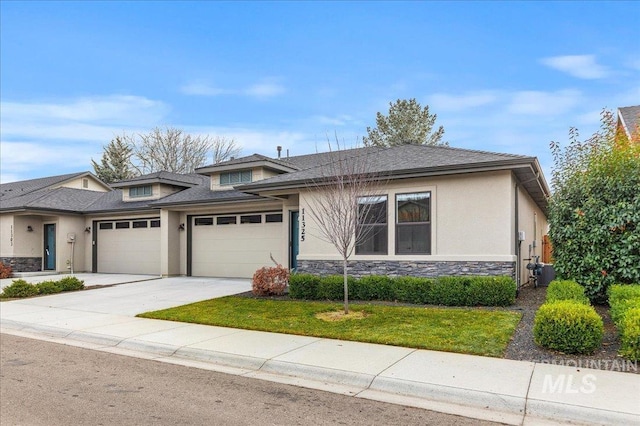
xmin=515 ymin=181 xmax=520 ymax=296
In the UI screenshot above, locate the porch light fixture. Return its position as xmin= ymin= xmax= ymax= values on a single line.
xmin=178 ymin=223 xmax=185 ymax=231
xmin=26 ymin=225 xmax=33 ymax=232
xmin=84 ymin=227 xmax=91 ymax=233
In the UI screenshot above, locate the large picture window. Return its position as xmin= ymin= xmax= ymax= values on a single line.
xmin=396 ymin=192 xmax=431 ymax=254
xmin=356 ymin=195 xmax=388 ymax=255
xmin=220 ymin=170 xmax=252 ymax=185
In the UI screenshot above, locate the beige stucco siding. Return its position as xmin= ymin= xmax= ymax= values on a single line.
xmin=59 ymin=176 xmax=109 ymax=192
xmin=298 ymin=171 xmax=515 ymax=262
xmin=1 ymin=215 xmax=16 ymax=257
xmin=515 ymin=175 xmax=549 ymax=285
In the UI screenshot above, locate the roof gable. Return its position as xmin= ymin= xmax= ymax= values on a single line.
xmin=618 ymin=105 xmax=640 ymax=139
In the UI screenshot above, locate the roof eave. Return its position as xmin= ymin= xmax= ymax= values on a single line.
xmin=196 ymin=160 xmax=297 ymax=175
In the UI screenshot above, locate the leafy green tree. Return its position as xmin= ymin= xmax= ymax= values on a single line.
xmin=91 ymin=136 xmax=137 ymax=183
xmin=363 ymin=98 xmax=446 ymax=147
xmin=549 ymin=109 xmax=640 ymax=303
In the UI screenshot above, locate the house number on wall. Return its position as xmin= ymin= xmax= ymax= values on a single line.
xmin=300 ymin=208 xmax=306 ymax=242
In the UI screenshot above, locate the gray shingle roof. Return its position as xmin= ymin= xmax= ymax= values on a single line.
xmin=1 ymin=187 xmax=106 ymax=213
xmin=240 ymin=144 xmax=532 ymax=190
xmin=111 ymin=171 xmax=203 ymax=188
xmin=0 ymin=172 xmax=89 ymax=202
xmin=618 ymin=105 xmax=640 ymax=138
xmin=151 ymin=176 xmax=263 ymax=206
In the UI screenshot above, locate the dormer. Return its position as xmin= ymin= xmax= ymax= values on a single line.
xmin=111 ymin=171 xmax=202 ymax=202
xmin=195 ymin=154 xmax=298 ymax=191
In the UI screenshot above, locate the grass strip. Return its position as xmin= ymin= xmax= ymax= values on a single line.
xmin=138 ymin=296 xmax=521 ymax=357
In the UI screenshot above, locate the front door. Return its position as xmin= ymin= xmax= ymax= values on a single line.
xmin=290 ymin=211 xmax=299 ymax=270
xmin=44 ymin=223 xmax=56 ymax=270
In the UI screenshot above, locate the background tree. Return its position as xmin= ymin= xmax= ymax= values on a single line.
xmin=211 ymin=136 xmax=242 ymax=164
xmin=132 ymin=127 xmax=213 ymax=174
xmin=363 ymin=98 xmax=446 ymax=147
xmin=305 ymin=138 xmax=387 ymax=314
xmin=549 ymin=109 xmax=640 ymax=303
xmin=91 ymin=136 xmax=137 ymax=183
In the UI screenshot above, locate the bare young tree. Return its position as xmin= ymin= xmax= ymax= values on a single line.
xmin=132 ymin=127 xmax=213 ymax=174
xmin=305 ymin=139 xmax=387 ymax=314
xmin=211 ymin=136 xmax=242 ymax=164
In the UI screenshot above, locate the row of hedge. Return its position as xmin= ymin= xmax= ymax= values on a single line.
xmin=533 ymin=280 xmax=603 ymax=355
xmin=608 ymin=284 xmax=640 ymax=361
xmin=289 ymin=274 xmax=516 ymax=306
xmin=0 ymin=277 xmax=85 ymax=298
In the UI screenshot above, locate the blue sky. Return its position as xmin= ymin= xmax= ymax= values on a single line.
xmin=1 ymin=1 xmax=638 ymax=183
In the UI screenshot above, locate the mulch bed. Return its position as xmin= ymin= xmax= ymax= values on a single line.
xmin=239 ymin=285 xmax=638 ymax=374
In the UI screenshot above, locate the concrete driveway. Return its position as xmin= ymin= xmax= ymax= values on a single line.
xmin=1 ymin=275 xmax=251 ymax=316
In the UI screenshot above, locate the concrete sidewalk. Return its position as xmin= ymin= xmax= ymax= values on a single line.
xmin=1 ymin=278 xmax=638 ymax=425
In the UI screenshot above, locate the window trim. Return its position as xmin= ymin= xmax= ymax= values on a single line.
xmin=395 ymin=191 xmax=431 ymax=255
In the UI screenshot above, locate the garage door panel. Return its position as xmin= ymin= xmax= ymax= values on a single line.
xmin=97 ymin=222 xmax=160 ymax=275
xmin=192 ymin=219 xmax=284 ymax=278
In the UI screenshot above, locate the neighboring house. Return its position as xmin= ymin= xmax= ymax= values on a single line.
xmin=0 ymin=145 xmax=550 ymax=289
xmin=617 ymin=105 xmax=640 ymax=142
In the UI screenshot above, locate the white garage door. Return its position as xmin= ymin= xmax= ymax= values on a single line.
xmin=97 ymin=218 xmax=161 ymax=275
xmin=191 ymin=212 xmax=284 ymax=278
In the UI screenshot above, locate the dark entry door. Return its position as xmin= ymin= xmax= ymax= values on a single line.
xmin=290 ymin=211 xmax=299 ymax=270
xmin=44 ymin=224 xmax=56 ymax=270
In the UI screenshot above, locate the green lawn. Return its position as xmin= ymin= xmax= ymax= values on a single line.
xmin=138 ymin=297 xmax=521 ymax=357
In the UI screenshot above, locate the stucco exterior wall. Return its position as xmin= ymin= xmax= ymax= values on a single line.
xmin=298 ymin=171 xmax=514 ymax=263
xmin=209 ymin=167 xmax=282 ymax=191
xmin=1 ymin=215 xmax=15 ymax=257
xmin=58 ymin=176 xmax=109 ymax=192
xmin=516 ymin=177 xmax=549 ymax=286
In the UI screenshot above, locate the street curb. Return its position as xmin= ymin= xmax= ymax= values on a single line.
xmin=1 ymin=319 xmax=638 ymax=426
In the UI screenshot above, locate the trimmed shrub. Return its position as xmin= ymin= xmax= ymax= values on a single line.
xmin=610 ymin=297 xmax=640 ymax=325
xmin=533 ymin=300 xmax=604 ymax=354
xmin=353 ymin=275 xmax=394 ymax=300
xmin=317 ymin=275 xmax=355 ymax=300
xmin=431 ymin=276 xmax=471 ymax=306
xmin=35 ymin=280 xmax=63 ymax=295
xmin=546 ymin=280 xmax=589 ymax=305
xmin=468 ymin=276 xmax=516 ymax=306
xmin=608 ymin=284 xmax=640 ymax=306
xmin=288 ymin=274 xmax=321 ymax=299
xmin=0 ymin=262 xmax=12 ymax=279
xmin=57 ymin=276 xmax=85 ymax=292
xmin=1 ymin=279 xmax=39 ymax=298
xmin=393 ymin=276 xmax=433 ymax=304
xmin=252 ymin=265 xmax=289 ymax=296
xmin=619 ymin=308 xmax=640 ymax=361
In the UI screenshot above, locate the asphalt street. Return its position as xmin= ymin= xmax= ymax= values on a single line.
xmin=0 ymin=334 xmax=498 ymax=426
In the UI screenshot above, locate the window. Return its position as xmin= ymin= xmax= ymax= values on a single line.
xmin=217 ymin=216 xmax=237 ymax=225
xmin=132 ymin=220 xmax=148 ymax=228
xmin=240 ymin=214 xmax=261 ymax=224
xmin=129 ymin=185 xmax=152 ymax=198
xmin=194 ymin=217 xmax=213 ymax=226
xmin=355 ymin=195 xmax=388 ymax=255
xmin=396 ymin=192 xmax=431 ymax=254
xmin=115 ymin=221 xmax=130 ymax=229
xmin=265 ymin=213 xmax=283 ymax=223
xmin=150 ymin=220 xmax=161 ymax=228
xmin=99 ymin=222 xmax=113 ymax=230
xmin=220 ymin=170 xmax=252 ymax=186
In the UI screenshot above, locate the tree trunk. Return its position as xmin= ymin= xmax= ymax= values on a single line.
xmin=343 ymin=258 xmax=349 ymax=314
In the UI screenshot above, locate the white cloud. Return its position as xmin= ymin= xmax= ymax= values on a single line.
xmin=540 ymin=55 xmax=609 ymax=79
xmin=507 ymin=89 xmax=582 ymax=115
xmin=180 ymin=79 xmax=285 ymax=99
xmin=429 ymin=91 xmax=498 ymax=112
xmin=312 ymin=114 xmax=355 ymax=126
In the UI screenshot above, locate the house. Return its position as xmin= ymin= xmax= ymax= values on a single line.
xmin=0 ymin=144 xmax=550 ymax=289
xmin=617 ymin=105 xmax=640 ymax=142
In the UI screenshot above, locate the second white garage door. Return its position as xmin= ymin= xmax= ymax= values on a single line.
xmin=191 ymin=212 xmax=284 ymax=278
xmin=96 ymin=218 xmax=161 ymax=275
